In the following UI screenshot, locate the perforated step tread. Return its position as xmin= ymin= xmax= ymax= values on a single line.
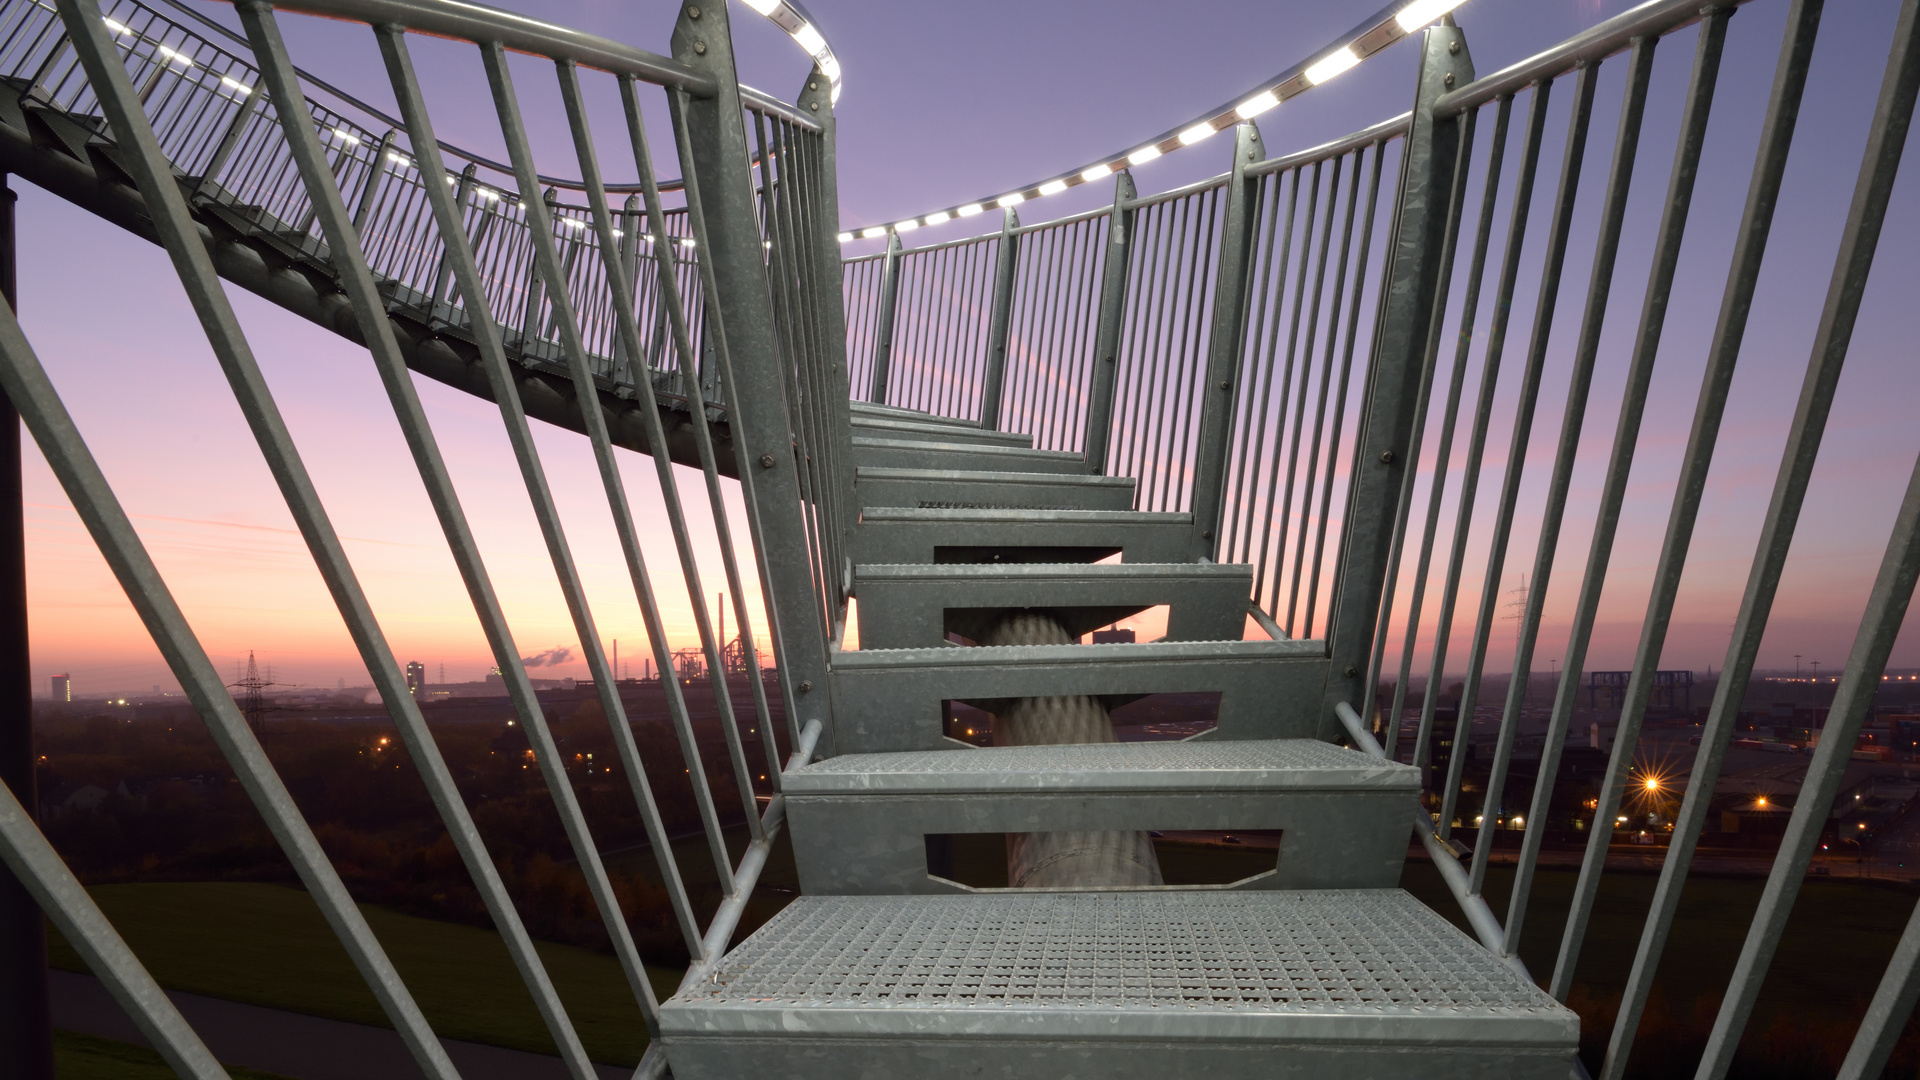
xmin=784 ymin=738 xmax=1416 ymax=794
xmin=660 ymin=890 xmax=1576 ymax=1053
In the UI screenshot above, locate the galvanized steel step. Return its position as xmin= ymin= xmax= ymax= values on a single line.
xmin=849 ymin=401 xmax=983 ymax=428
xmin=851 ymin=414 xmax=1035 ymax=449
xmin=852 ymin=506 xmax=1195 ymax=564
xmin=855 ymin=466 xmax=1136 ymax=512
xmin=783 ymin=739 xmax=1417 ymax=894
xmin=853 ymin=561 xmax=1251 ymax=648
xmin=657 ymin=890 xmax=1580 ymax=1080
xmin=851 ymin=435 xmax=1088 ymax=474
xmin=827 ymin=639 xmax=1326 ymax=753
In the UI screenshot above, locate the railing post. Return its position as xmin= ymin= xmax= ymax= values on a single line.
xmin=1079 ymin=170 xmax=1137 ymax=472
xmin=667 ymin=1 xmax=835 ymax=751
xmin=1186 ymin=122 xmax=1266 ymax=557
xmin=976 ymin=207 xmax=1020 ymax=429
xmin=0 ymin=174 xmax=52 ymax=1080
xmin=1320 ymin=21 xmax=1474 ymax=738
xmin=795 ymin=68 xmax=859 ymax=581
xmin=194 ymin=82 xmax=264 ymax=199
xmin=350 ymin=128 xmax=396 ymax=235
xmin=867 ymin=229 xmax=902 ymax=403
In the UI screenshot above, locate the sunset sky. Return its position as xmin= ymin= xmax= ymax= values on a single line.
xmin=12 ymin=0 xmax=1920 ymax=697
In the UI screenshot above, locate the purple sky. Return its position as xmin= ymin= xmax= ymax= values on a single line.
xmin=12 ymin=0 xmax=1920 ymax=696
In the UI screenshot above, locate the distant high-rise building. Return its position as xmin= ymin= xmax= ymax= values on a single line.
xmin=405 ymin=661 xmax=425 ymax=696
xmin=51 ymin=673 xmax=70 ymax=702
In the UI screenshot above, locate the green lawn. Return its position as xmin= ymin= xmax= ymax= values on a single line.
xmin=46 ymin=881 xmax=680 ymax=1067
xmin=54 ymin=1030 xmax=292 ymax=1080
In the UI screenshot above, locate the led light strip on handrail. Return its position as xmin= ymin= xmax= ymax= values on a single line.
xmin=838 ymin=0 xmax=1465 ymax=243
xmin=737 ymin=0 xmax=842 ymax=103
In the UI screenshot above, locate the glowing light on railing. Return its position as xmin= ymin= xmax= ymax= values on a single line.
xmin=923 ymin=211 xmax=950 ymax=226
xmin=680 ymin=237 xmax=697 ymax=248
xmin=102 ymin=17 xmax=129 ymax=35
xmin=741 ymin=0 xmax=780 ymax=13
xmin=1081 ymin=164 xmax=1112 ymax=183
xmin=837 ymin=231 xmax=854 ymax=243
xmin=956 ymin=203 xmax=984 ymax=217
xmin=157 ymin=45 xmax=194 ymax=69
xmin=220 ymin=75 xmax=252 ymax=95
xmin=1037 ymin=179 xmax=1067 ymax=196
xmin=1178 ymin=122 xmax=1215 ymax=146
xmin=894 ymin=218 xmax=918 ymax=232
xmin=1395 ymin=0 xmax=1467 ymax=32
xmin=1303 ymin=47 xmax=1360 ymax=85
xmin=561 ymin=217 xmax=587 ymax=230
xmin=1129 ymin=145 xmax=1162 ymax=166
xmin=997 ymin=193 xmax=1024 ymax=208
xmin=475 ymin=188 xmax=499 ymax=202
xmin=328 ymin=127 xmax=361 ymax=146
xmin=791 ymin=22 xmax=826 ymax=55
xmin=861 ymin=226 xmax=886 ymax=239
xmin=387 ymin=152 xmax=413 ymax=168
xmin=1236 ymin=90 xmax=1279 ymax=119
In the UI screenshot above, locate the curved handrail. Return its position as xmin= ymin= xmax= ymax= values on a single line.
xmin=841 ymin=0 xmax=1461 ymax=241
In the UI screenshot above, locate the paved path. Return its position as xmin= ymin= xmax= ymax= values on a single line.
xmin=51 ymin=970 xmax=631 ymax=1080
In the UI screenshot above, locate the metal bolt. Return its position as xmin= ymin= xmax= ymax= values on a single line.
xmin=810 ymin=101 xmax=818 ymax=111
xmin=758 ymin=453 xmax=776 ymax=469
xmin=1344 ymin=666 xmax=1358 ymax=678
xmin=1219 ymin=380 xmax=1230 ymax=390
xmin=1104 ymin=355 xmax=1114 ymax=363
xmin=693 ymin=39 xmax=707 ymax=54
xmin=1379 ymin=450 xmax=1396 ymax=464
xmin=809 ymin=80 xmax=818 ymax=90
xmin=1449 ymin=39 xmax=1461 ymax=55
xmin=798 ymin=680 xmax=813 ymax=693
xmin=1443 ymin=72 xmax=1455 ymax=87
xmin=687 ymin=4 xmax=700 ymax=17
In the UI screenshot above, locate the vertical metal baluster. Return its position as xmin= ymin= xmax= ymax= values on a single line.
xmin=1321 ymin=23 xmax=1474 ymax=736
xmin=1413 ymin=83 xmax=1546 ymax=775
xmin=1268 ymin=160 xmax=1323 ymax=615
xmin=237 ymin=7 xmax=674 ymax=1062
xmin=1222 ymin=171 xmax=1283 ymax=564
xmin=373 ymin=27 xmax=702 ymax=1042
xmin=1438 ymin=62 xmax=1598 ymax=842
xmin=1301 ymin=151 xmax=1367 ymax=639
xmin=1471 ymin=42 xmax=1655 ymax=898
xmin=1284 ymin=160 xmax=1339 ymax=632
xmin=1248 ymin=169 xmax=1303 ymax=602
xmin=51 ymin=6 xmax=464 ymax=1073
xmin=1166 ymin=188 xmax=1221 ymax=514
xmin=1672 ymin=8 xmax=1915 ymax=1076
xmin=1548 ymin=0 xmax=1837 ymax=1007
xmin=1120 ymin=200 xmax=1171 ymax=496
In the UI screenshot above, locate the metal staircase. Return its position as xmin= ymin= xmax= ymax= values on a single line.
xmin=0 ymin=0 xmax=1916 ymax=1078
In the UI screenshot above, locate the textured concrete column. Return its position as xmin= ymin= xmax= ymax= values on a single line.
xmin=985 ymin=611 xmax=1163 ymax=888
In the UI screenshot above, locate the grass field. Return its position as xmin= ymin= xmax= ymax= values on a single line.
xmin=53 ymin=1030 xmax=291 ymax=1080
xmin=47 ymin=881 xmax=677 ymax=1067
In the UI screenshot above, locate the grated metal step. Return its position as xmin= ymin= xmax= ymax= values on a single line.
xmin=783 ymin=739 xmax=1417 ymax=894
xmin=851 ymin=414 xmax=1036 ymax=449
xmin=853 ymin=561 xmax=1251 ymax=648
xmin=852 ymin=506 xmax=1195 ymax=565
xmin=855 ymin=466 xmax=1136 ymax=513
xmin=852 ymin=435 xmax=1088 ymax=474
xmin=658 ymin=890 xmax=1579 ymax=1079
xmin=828 ymin=639 xmax=1326 ymax=753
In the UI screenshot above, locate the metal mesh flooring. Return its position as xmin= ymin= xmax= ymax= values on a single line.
xmin=667 ymin=891 xmax=1566 ymax=1029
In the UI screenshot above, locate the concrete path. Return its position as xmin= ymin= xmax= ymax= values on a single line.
xmin=50 ymin=970 xmax=631 ymax=1080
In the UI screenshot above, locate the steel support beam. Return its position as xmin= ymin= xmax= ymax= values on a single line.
xmin=1080 ymin=170 xmax=1137 ymax=475
xmin=868 ymin=230 xmax=902 ymax=403
xmin=976 ymin=208 xmax=1020 ymax=429
xmin=1320 ymin=23 xmax=1473 ymax=738
xmin=0 ymin=172 xmax=51 ymax=1080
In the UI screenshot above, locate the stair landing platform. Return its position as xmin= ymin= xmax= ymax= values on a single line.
xmin=659 ymin=889 xmax=1578 ymax=1079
